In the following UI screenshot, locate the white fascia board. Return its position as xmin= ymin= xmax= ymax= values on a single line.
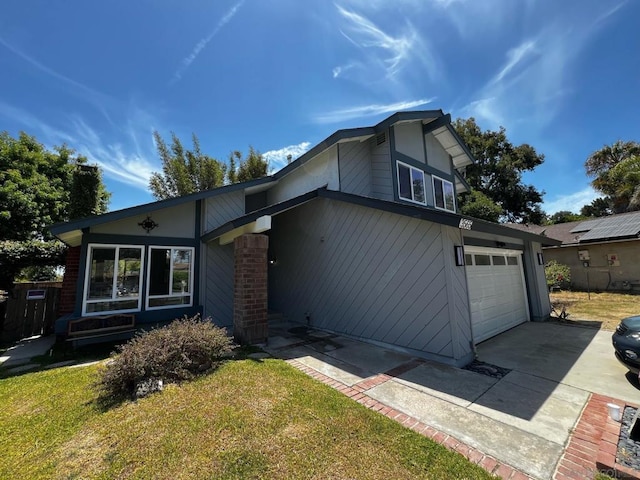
xmin=219 ymin=215 xmax=272 ymax=245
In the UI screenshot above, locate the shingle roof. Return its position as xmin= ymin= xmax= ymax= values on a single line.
xmin=505 ymin=210 xmax=640 ymax=245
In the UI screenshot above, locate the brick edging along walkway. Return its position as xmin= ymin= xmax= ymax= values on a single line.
xmin=555 ymin=392 xmax=640 ymax=480
xmin=286 ymin=358 xmax=532 ymax=480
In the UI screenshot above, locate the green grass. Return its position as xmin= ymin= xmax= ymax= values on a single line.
xmin=0 ymin=358 xmax=497 ymax=479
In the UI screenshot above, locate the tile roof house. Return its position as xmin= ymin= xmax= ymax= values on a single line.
xmin=508 ymin=211 xmax=640 ymax=292
xmin=50 ymin=110 xmax=559 ymax=367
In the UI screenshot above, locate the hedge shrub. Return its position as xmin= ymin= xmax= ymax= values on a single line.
xmin=98 ymin=315 xmax=234 ymax=399
xmin=545 ymin=260 xmax=571 ymax=291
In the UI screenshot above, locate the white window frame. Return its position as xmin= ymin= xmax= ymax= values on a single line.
xmin=82 ymin=244 xmax=145 ymax=316
xmin=433 ymin=175 xmax=456 ymax=212
xmin=397 ymin=161 xmax=427 ymax=205
xmin=145 ymin=246 xmax=195 ymax=311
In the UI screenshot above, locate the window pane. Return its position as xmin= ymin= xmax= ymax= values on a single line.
xmin=411 ymin=168 xmax=425 ymax=203
xmin=507 ymin=256 xmax=518 ymax=266
xmin=172 ymin=249 xmax=192 ymax=294
xmin=434 ymin=178 xmax=444 ymax=208
xmin=474 ymin=254 xmax=491 ymax=266
xmin=398 ymin=164 xmax=411 ymax=200
xmin=492 ymin=255 xmax=506 ymax=265
xmin=118 ymin=248 xmax=142 ymax=298
xmin=86 ymin=299 xmax=138 ymax=313
xmin=443 ymin=181 xmax=455 ymax=211
xmin=465 ymin=254 xmax=473 ymax=265
xmin=149 ymin=296 xmax=191 ymax=308
xmin=88 ymin=248 xmax=115 ymax=299
xmin=149 ymin=249 xmax=170 ymax=296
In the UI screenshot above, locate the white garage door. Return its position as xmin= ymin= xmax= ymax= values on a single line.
xmin=465 ymin=247 xmax=529 ymax=343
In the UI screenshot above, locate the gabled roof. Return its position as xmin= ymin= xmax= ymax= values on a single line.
xmin=203 ymin=187 xmax=560 ymax=247
xmin=49 ymin=110 xmax=477 ymax=244
xmin=506 ymin=210 xmax=640 ymax=246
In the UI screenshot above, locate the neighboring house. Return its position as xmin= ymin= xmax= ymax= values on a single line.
xmin=50 ymin=110 xmax=559 ymax=367
xmin=510 ymin=212 xmax=640 ymax=292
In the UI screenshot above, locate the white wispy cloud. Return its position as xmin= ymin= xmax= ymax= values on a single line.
xmin=543 ymin=187 xmax=599 ymax=214
xmin=490 ymin=40 xmax=538 ymax=85
xmin=0 ymin=36 xmax=115 ymax=123
xmin=315 ymin=98 xmax=435 ymax=124
xmin=263 ymin=142 xmax=312 ymax=172
xmin=335 ymin=5 xmax=423 ymax=79
xmin=172 ymin=0 xmax=245 ymax=83
xmin=0 ymin=100 xmax=157 ymax=191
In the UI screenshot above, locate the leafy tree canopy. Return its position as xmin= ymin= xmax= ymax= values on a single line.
xmin=0 ymin=131 xmax=109 ymax=290
xmin=585 ymin=140 xmax=640 ymax=213
xmin=149 ymin=132 xmax=270 ymax=200
xmin=149 ymin=132 xmax=227 ymax=200
xmin=544 ymin=210 xmax=586 ymax=225
xmin=458 ymin=190 xmax=502 ymax=223
xmin=453 ymin=118 xmax=545 ymax=224
xmin=580 ymin=197 xmax=613 ymax=218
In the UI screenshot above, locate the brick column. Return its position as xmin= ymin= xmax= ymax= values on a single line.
xmin=58 ymin=246 xmax=81 ymax=316
xmin=233 ymin=234 xmax=268 ymax=344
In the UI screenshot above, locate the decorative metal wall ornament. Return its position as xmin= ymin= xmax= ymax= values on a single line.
xmin=138 ymin=215 xmax=158 ymax=233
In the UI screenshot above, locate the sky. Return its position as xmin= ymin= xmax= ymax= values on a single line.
xmin=1 ymin=0 xmax=638 ymax=214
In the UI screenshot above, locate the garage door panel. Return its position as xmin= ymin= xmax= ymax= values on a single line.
xmin=466 ymin=247 xmax=529 ymax=344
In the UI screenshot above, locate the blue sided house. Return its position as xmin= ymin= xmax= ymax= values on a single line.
xmin=49 ymin=110 xmax=559 ymax=367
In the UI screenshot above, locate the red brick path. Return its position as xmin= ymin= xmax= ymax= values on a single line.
xmin=555 ymin=393 xmax=640 ymax=480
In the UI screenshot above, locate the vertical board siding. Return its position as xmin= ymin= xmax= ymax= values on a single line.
xmin=370 ymin=135 xmax=393 ymax=201
xmin=203 ymin=242 xmax=234 ymax=328
xmin=269 ymin=197 xmax=459 ymax=359
xmin=205 ymin=190 xmax=244 ymax=232
xmin=339 ymin=140 xmax=371 ymax=196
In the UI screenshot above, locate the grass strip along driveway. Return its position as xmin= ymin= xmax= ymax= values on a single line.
xmin=549 ymin=291 xmax=640 ymax=330
xmin=0 ymin=358 xmax=495 ymax=480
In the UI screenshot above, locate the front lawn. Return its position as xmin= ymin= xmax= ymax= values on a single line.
xmin=0 ymin=358 xmax=495 ymax=479
xmin=550 ymin=291 xmax=640 ymax=330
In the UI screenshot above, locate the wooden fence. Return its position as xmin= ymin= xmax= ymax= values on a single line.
xmin=1 ymin=282 xmax=61 ymax=343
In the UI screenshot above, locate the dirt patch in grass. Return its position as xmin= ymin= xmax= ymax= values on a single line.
xmin=550 ymin=291 xmax=640 ymax=330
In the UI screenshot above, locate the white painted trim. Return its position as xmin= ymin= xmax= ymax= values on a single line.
xmin=396 ymin=161 xmax=427 ymax=205
xmin=145 ymin=246 xmax=195 ymax=311
xmin=82 ymin=243 xmax=145 ymax=317
xmin=218 ymin=215 xmax=272 ymax=245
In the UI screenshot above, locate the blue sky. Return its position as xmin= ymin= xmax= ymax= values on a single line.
xmin=1 ymin=0 xmax=638 ymax=214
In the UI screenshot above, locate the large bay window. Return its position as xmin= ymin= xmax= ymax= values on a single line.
xmin=84 ymin=245 xmax=144 ymax=314
xmin=433 ymin=176 xmax=455 ymax=212
xmin=82 ymin=244 xmax=194 ymax=315
xmin=146 ymin=247 xmax=194 ymax=309
xmin=397 ymin=161 xmax=426 ymax=204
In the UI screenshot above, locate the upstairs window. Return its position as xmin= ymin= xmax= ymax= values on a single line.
xmin=433 ymin=176 xmax=455 ymax=212
xmin=146 ymin=247 xmax=194 ymax=309
xmin=397 ymin=161 xmax=426 ymax=205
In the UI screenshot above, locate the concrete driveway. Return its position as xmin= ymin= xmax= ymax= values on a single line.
xmin=265 ymin=320 xmax=639 ymax=480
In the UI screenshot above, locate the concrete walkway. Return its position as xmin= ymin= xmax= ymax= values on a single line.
xmin=0 ymin=335 xmax=56 ymax=368
xmin=264 ymin=320 xmax=639 ymax=480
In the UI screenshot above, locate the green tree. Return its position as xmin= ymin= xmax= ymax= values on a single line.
xmin=580 ymin=197 xmax=612 ymax=217
xmin=585 ymin=140 xmax=640 ymax=213
xmin=0 ymin=131 xmax=109 ymax=290
xmin=227 ymin=146 xmax=269 ymax=183
xmin=545 ymin=211 xmax=586 ymax=225
xmin=149 ymin=132 xmax=227 ymax=200
xmin=459 ymin=190 xmax=502 ymax=223
xmin=453 ymin=118 xmax=546 ymax=224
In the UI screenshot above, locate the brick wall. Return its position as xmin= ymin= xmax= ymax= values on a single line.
xmin=233 ymin=234 xmax=268 ymax=344
xmin=58 ymin=246 xmax=81 ymax=316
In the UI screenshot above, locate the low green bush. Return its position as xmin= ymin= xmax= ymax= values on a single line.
xmin=98 ymin=315 xmax=234 ymax=399
xmin=545 ymin=260 xmax=571 ymax=290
